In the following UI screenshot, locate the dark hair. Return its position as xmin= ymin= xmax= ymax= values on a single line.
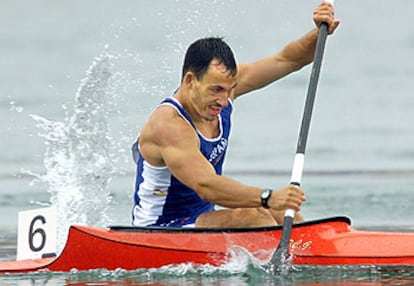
xmin=181 ymin=37 xmax=237 ymax=82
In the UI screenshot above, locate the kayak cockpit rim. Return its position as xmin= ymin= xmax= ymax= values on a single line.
xmin=109 ymin=216 xmax=352 ymax=233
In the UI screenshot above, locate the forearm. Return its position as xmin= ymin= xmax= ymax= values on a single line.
xmin=195 ymin=174 xmax=305 ymax=212
xmin=195 ymin=174 xmax=263 ymax=208
xmin=279 ymin=28 xmax=319 ymax=70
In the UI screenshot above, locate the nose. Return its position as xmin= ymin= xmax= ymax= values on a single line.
xmin=215 ymin=96 xmax=228 ymax=107
xmin=216 ymin=89 xmax=231 ymax=106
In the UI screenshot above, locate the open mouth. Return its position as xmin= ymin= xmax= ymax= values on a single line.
xmin=209 ymin=105 xmax=222 ymax=115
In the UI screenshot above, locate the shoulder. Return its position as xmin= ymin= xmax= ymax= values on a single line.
xmin=139 ymin=104 xmax=199 ymax=166
xmin=142 ymin=104 xmax=198 ymax=147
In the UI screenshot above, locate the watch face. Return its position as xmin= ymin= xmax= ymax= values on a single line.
xmin=261 ymin=189 xmax=271 ymax=199
xmin=261 ymin=189 xmax=272 ymax=209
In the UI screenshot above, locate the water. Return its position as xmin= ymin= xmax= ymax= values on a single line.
xmin=28 ymin=52 xmax=117 ymax=252
xmin=1 ymin=0 xmax=414 ymax=284
xmin=1 ymin=264 xmax=414 ymax=285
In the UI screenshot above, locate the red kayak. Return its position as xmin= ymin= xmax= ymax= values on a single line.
xmin=1 ymin=216 xmax=413 ymax=274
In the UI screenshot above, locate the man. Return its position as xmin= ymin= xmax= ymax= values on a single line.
xmin=132 ymin=2 xmax=339 ymax=228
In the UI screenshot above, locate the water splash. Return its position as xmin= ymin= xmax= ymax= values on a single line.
xmin=137 ymin=246 xmax=273 ymax=279
xmin=30 ymin=51 xmax=116 ymax=252
xmin=9 ymin=101 xmax=24 ymax=113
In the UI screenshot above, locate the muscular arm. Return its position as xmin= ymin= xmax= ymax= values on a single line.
xmin=150 ymin=107 xmax=262 ymax=208
xmin=140 ymin=106 xmax=304 ymax=210
xmin=234 ymin=29 xmax=319 ymax=98
xmin=233 ymin=1 xmax=339 ymax=99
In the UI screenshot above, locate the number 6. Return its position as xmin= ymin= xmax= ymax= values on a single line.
xmin=28 ymin=215 xmax=47 ymax=252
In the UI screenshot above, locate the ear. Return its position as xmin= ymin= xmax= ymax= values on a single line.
xmin=183 ymin=72 xmax=195 ymax=87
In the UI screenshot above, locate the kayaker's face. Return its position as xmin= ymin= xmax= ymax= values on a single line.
xmin=190 ymin=60 xmax=237 ymax=121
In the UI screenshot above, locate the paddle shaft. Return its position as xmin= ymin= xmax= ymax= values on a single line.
xmin=271 ymin=18 xmax=331 ymax=268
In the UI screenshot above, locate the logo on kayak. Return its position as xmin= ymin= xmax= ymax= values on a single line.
xmin=289 ymin=239 xmax=312 ymax=251
xmin=153 ymin=189 xmax=167 ymax=196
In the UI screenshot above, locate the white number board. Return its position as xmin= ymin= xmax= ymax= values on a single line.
xmin=17 ymin=206 xmax=57 ymax=261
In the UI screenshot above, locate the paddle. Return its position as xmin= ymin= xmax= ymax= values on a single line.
xmin=270 ymin=0 xmax=334 ymax=271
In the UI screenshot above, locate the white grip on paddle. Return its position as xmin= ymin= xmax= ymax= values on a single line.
xmin=285 ymin=209 xmax=295 ymax=218
xmin=324 ymin=0 xmax=334 ymax=4
xmin=290 ymin=153 xmax=305 ymax=184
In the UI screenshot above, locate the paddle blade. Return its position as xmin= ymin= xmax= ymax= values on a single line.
xmin=269 ymin=214 xmax=294 ymax=273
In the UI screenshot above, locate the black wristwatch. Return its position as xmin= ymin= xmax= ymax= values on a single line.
xmin=261 ymin=188 xmax=273 ymax=209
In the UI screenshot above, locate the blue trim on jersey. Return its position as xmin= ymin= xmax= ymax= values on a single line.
xmin=132 ymin=97 xmax=233 ymax=227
